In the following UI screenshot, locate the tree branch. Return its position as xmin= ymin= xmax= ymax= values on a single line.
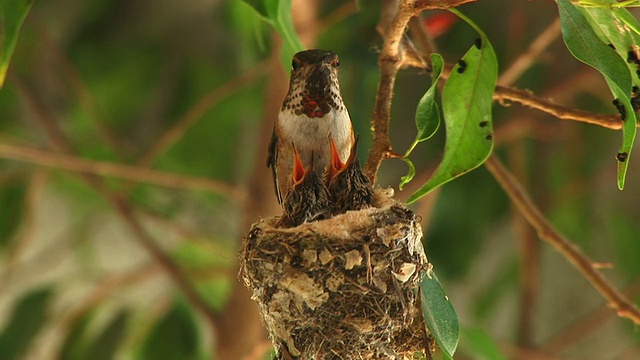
xmin=494 ymin=85 xmax=626 ymax=130
xmin=136 ymin=60 xmax=270 ymax=168
xmin=498 ymin=18 xmax=562 ymax=87
xmin=0 ymin=140 xmax=246 ymax=202
xmin=365 ymin=0 xmax=476 ymax=184
xmin=484 ymin=155 xmax=640 ymax=325
xmin=11 ymin=75 xmax=220 ymax=335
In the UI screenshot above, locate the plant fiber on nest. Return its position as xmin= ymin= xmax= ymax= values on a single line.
xmin=241 ymin=189 xmax=434 ymax=359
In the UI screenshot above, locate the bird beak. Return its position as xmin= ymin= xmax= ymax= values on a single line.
xmin=329 ymin=136 xmax=345 ymax=180
xmin=292 ymin=146 xmax=306 ymax=185
xmin=346 ymin=134 xmax=360 ymax=165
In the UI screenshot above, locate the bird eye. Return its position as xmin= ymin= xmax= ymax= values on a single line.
xmin=291 ymin=59 xmax=300 ymax=71
xmin=333 ymin=59 xmax=340 ymax=68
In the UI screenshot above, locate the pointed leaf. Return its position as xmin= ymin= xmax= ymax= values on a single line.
xmin=399 ymin=157 xmax=416 ymax=190
xmin=420 ymin=269 xmax=459 ymax=358
xmin=60 ymin=312 xmax=93 ymax=360
xmin=0 ymin=0 xmax=34 ymax=88
xmin=241 ymin=0 xmax=303 ymax=69
xmin=581 ymin=6 xmax=640 ymax=86
xmin=272 ymin=0 xmax=303 ymax=52
xmin=407 ymin=12 xmax=497 ymax=204
xmin=84 ymin=311 xmax=128 ymax=360
xmin=400 ymin=54 xmax=444 ymax=190
xmin=615 ymin=7 xmax=640 ymax=37
xmin=415 ymin=53 xmax=444 ymax=144
xmin=241 ymin=0 xmax=269 ymax=19
xmin=141 ymin=302 xmax=199 ymax=360
xmin=557 ymin=0 xmax=637 ymax=189
xmin=0 ymin=181 xmax=27 ymax=247
xmin=461 ymin=328 xmax=507 ymax=360
xmin=0 ymin=288 xmax=52 ymax=359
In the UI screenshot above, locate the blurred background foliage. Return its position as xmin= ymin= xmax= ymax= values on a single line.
xmin=1 ymin=0 xmax=640 ymax=359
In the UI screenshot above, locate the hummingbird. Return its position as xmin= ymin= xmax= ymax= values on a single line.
xmin=326 ymin=134 xmax=374 ymax=215
xmin=267 ymin=49 xmax=354 ymax=205
xmin=277 ymin=146 xmax=330 ymax=228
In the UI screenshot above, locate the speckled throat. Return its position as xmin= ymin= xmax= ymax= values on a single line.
xmin=280 ymin=50 xmax=345 ymax=119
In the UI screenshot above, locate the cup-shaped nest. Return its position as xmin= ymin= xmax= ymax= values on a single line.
xmin=240 ymin=189 xmax=434 ymax=359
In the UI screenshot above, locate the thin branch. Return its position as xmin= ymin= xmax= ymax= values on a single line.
xmin=494 ymin=85 xmax=626 ymax=129
xmin=498 ymin=18 xmax=562 ymax=86
xmin=484 ymin=155 xmax=640 ymax=325
xmin=46 ymin=263 xmax=164 ymax=357
xmin=364 ymin=1 xmax=412 ymax=183
xmin=400 ymin=50 xmax=626 ymax=131
xmin=136 ymin=60 xmax=270 ymax=168
xmin=495 ymin=19 xmax=562 ymax=345
xmin=540 ymin=277 xmax=640 ymax=354
xmin=12 ymin=75 xmax=220 ymax=334
xmin=0 ymin=141 xmax=246 ymax=202
xmin=365 ymin=0 xmax=476 ymax=183
xmin=39 ymin=25 xmax=127 ymax=157
xmin=0 ymin=170 xmax=47 ymax=291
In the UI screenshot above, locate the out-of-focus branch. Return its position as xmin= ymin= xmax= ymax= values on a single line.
xmin=365 ymin=0 xmax=476 ymax=184
xmin=11 ymin=74 xmax=219 ymax=336
xmin=498 ymin=17 xmax=562 ymax=348
xmin=541 ymin=277 xmax=640 ymax=354
xmin=136 ymin=61 xmax=269 ymax=168
xmin=498 ymin=18 xmax=562 ymax=86
xmin=0 ymin=141 xmax=246 ymax=202
xmin=485 ymin=155 xmax=640 ymax=325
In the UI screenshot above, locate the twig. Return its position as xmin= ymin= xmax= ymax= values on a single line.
xmin=494 ymin=86 xmax=626 ymax=130
xmin=364 ymin=0 xmax=476 ymax=184
xmin=215 ymin=40 xmax=284 ymax=360
xmin=0 ymin=141 xmax=246 ymax=202
xmin=59 ymin=263 xmax=161 ymax=330
xmin=498 ymin=18 xmax=562 ymax=86
xmin=0 ymin=170 xmax=47 ymax=291
xmin=12 ymin=75 xmax=220 ymax=334
xmin=484 ymin=155 xmax=640 ymax=325
xmin=136 ymin=60 xmax=270 ymax=169
xmin=498 ymin=19 xmax=563 ymax=346
xmin=38 ymin=25 xmax=127 ymax=157
xmin=541 ymin=277 xmax=640 ymax=354
xmin=399 ymin=49 xmax=625 ymax=131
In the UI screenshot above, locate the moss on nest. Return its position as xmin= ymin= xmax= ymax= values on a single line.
xmin=240 ymin=189 xmax=434 ymax=359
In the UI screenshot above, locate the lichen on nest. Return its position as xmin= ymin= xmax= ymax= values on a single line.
xmin=240 ymin=189 xmax=434 ymax=359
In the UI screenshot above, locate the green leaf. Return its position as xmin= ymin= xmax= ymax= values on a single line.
xmin=580 ymin=6 xmax=640 ymax=87
xmin=60 ymin=312 xmax=93 ymax=360
xmin=414 ymin=53 xmax=444 ymax=145
xmin=84 ymin=311 xmax=128 ymax=360
xmin=241 ymin=0 xmax=269 ymax=18
xmin=0 ymin=288 xmax=52 ymax=359
xmin=557 ymin=0 xmax=637 ymax=189
xmin=0 ymin=0 xmax=33 ymax=88
xmin=399 ymin=157 xmax=416 ymax=190
xmin=407 ymin=11 xmax=497 ymax=204
xmin=420 ymin=269 xmax=459 ymax=358
xmin=615 ymin=7 xmax=640 ymax=37
xmin=240 ymin=0 xmax=303 ymax=68
xmin=400 ymin=53 xmax=444 ymax=190
xmin=461 ymin=328 xmax=507 ymax=360
xmin=0 ymin=180 xmax=27 ymax=247
xmin=141 ymin=302 xmax=200 ymax=360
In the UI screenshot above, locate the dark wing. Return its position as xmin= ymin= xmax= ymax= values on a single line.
xmin=267 ymin=128 xmax=283 ymax=204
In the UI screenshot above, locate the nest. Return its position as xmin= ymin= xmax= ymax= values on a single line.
xmin=240 ymin=189 xmax=434 ymax=359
